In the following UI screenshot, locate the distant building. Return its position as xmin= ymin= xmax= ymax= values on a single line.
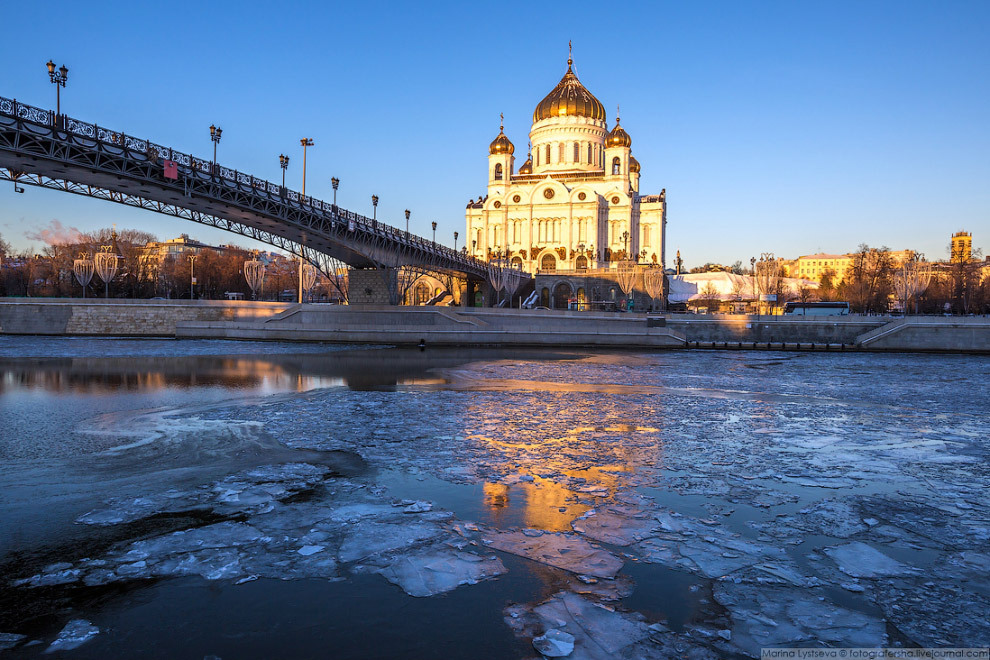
xmin=951 ymin=231 xmax=972 ymax=263
xmin=793 ymin=249 xmax=916 ymax=283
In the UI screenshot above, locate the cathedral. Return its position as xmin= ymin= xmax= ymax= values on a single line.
xmin=466 ymin=51 xmax=666 ymax=275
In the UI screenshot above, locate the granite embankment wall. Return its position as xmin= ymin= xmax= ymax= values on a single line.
xmin=0 ymin=299 xmax=292 ymax=336
xmin=2 ymin=300 xmax=988 ymax=352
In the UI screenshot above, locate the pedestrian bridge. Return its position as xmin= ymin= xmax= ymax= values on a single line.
xmin=0 ymin=95 xmax=517 ymax=303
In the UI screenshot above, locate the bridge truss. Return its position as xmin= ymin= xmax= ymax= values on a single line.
xmin=0 ymin=96 xmax=515 ymax=303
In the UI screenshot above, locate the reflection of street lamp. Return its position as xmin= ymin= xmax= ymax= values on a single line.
xmin=209 ymin=125 xmax=222 ymax=175
xmin=46 ymin=60 xmax=68 ymax=123
xmin=188 ymin=254 xmax=197 ymax=300
xmin=432 ymin=221 xmax=437 ymax=243
xmin=279 ymin=154 xmax=290 ymax=190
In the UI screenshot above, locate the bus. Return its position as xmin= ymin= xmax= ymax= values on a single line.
xmin=783 ymin=301 xmax=850 ymax=316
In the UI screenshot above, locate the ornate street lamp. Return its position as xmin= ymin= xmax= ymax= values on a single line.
xmin=46 ymin=60 xmax=68 ymax=124
xmin=622 ymin=230 xmax=630 ymax=259
xmin=372 ymin=195 xmax=379 ymax=222
xmin=73 ymin=252 xmax=94 ymax=298
xmin=331 ymin=177 xmax=339 ymax=208
xmin=94 ymin=246 xmax=119 ymax=299
xmin=299 ymin=138 xmax=314 ymax=197
xmin=432 ymin=221 xmax=437 ymax=243
xmin=454 ymin=231 xmax=459 ymax=252
xmin=209 ymin=125 xmax=222 ymax=175
xmin=279 ymin=154 xmax=290 ymax=190
xmin=244 ymin=257 xmax=266 ymax=300
xmin=404 ymin=209 xmax=411 ymax=235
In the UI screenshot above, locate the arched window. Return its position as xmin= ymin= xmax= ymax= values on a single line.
xmin=535 ymin=149 xmax=540 ymax=166
xmin=558 ymin=143 xmax=564 ymax=162
xmin=541 ymin=253 xmax=556 ymax=271
xmin=545 ymin=144 xmax=551 ymax=164
xmin=573 ymin=142 xmax=580 ymax=162
xmin=494 ymin=163 xmax=502 ymax=181
xmin=612 ymin=157 xmax=621 ymax=175
xmin=414 ymin=282 xmax=431 ymax=305
xmin=587 ymin=143 xmax=593 ymax=163
xmin=576 ymin=255 xmax=588 ymax=270
xmin=643 ymin=226 xmax=651 ymax=247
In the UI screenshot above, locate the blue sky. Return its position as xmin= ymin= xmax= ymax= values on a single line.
xmin=1 ymin=0 xmax=987 ymax=267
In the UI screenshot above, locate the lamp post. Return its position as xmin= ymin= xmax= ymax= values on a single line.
xmin=750 ymin=256 xmax=757 ymax=317
xmin=299 ymin=138 xmax=314 ymax=197
xmin=279 ymin=154 xmax=290 ymax=190
xmin=46 ymin=60 xmax=68 ymax=124
xmin=404 ymin=209 xmax=411 ymax=235
xmin=372 ymin=195 xmax=378 ymax=222
xmin=432 ymin=221 xmax=437 ymax=243
xmin=188 ymin=254 xmax=197 ymax=300
xmin=331 ymin=177 xmax=339 ymax=208
xmin=622 ymin=230 xmax=629 ymax=259
xmin=209 ymin=125 xmax=222 ymax=175
xmin=454 ymin=231 xmax=459 ymax=252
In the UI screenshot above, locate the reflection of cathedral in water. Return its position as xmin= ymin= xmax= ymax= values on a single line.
xmin=466 ymin=48 xmax=666 ymax=275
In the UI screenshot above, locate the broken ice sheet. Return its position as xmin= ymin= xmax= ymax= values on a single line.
xmin=0 ymin=633 xmax=27 ymax=651
xmin=571 ymin=507 xmax=659 ymax=546
xmin=505 ymin=591 xmax=651 ymax=660
xmin=823 ymin=541 xmax=918 ymax=578
xmin=45 ymin=619 xmax=99 ymax=654
xmin=376 ymin=546 xmax=506 ymax=597
xmin=713 ymin=581 xmax=886 ymax=657
xmin=484 ymin=529 xmax=623 ymax=578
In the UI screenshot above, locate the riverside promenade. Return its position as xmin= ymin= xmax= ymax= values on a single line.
xmin=1 ymin=298 xmax=988 ymax=353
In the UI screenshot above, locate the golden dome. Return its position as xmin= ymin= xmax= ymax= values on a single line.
xmin=607 ymin=119 xmax=632 ymax=148
xmin=518 ymin=153 xmax=533 ymax=174
xmin=489 ymin=130 xmax=514 ymax=155
xmin=629 ymin=155 xmax=641 ymax=173
xmin=533 ymin=56 xmax=606 ymax=124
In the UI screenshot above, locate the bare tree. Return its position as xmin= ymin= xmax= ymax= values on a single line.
xmin=699 ymin=282 xmax=721 ymax=312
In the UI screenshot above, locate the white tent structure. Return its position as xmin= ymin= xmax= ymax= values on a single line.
xmin=668 ymin=272 xmax=818 ymax=304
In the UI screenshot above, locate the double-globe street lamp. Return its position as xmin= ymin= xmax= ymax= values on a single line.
xmin=279 ymin=154 xmax=290 ymax=190
xmin=46 ymin=60 xmax=68 ymax=125
xmin=209 ymin=125 xmax=222 ymax=176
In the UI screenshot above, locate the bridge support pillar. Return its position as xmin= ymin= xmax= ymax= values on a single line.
xmin=348 ymin=268 xmax=396 ymax=306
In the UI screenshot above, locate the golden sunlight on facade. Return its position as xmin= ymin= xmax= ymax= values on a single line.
xmin=466 ymin=49 xmax=666 ymax=273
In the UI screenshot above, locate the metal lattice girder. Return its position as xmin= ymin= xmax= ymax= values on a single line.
xmin=0 ymin=96 xmax=520 ymax=290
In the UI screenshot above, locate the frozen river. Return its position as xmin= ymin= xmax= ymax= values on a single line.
xmin=1 ymin=337 xmax=988 ymax=658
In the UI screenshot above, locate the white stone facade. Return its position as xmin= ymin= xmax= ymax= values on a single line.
xmin=466 ymin=57 xmax=666 ymax=275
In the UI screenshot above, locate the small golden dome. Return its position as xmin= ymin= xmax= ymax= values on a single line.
xmin=607 ymin=119 xmax=632 ymax=148
xmin=489 ymin=130 xmax=514 ymax=155
xmin=533 ymin=55 xmax=606 ymax=124
xmin=629 ymin=155 xmax=641 ymax=173
xmin=518 ymin=154 xmax=533 ymax=174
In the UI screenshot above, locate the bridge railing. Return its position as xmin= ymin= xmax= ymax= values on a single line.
xmin=0 ymin=95 xmax=502 ymax=276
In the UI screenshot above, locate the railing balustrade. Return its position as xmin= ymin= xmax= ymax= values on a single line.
xmin=1 ymin=94 xmax=497 ymax=274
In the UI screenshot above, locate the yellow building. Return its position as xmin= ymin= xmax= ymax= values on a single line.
xmin=794 ymin=254 xmax=854 ymax=282
xmin=951 ymin=231 xmax=972 ymax=263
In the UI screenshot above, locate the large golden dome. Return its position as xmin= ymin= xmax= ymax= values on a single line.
xmin=533 ymin=56 xmax=606 ymax=123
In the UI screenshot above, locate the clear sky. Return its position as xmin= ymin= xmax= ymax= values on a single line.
xmin=1 ymin=0 xmax=988 ymax=267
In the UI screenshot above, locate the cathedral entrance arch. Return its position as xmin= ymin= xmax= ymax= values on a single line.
xmin=552 ymin=282 xmax=573 ymax=309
